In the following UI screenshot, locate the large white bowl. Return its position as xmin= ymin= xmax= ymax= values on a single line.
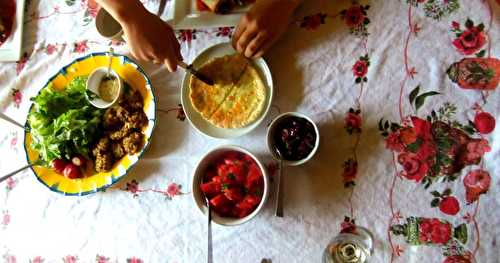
xmin=191 ymin=145 xmax=269 ymax=226
xmin=181 ymin=42 xmax=274 ymax=139
xmin=267 ymin=112 xmax=320 ymax=166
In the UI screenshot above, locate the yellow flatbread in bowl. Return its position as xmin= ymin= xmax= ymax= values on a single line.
xmin=181 ymin=42 xmax=273 ymax=139
xmin=190 ymin=54 xmax=266 ymax=129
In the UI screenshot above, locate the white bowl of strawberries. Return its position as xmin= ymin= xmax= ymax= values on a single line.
xmin=192 ymin=145 xmax=269 ymax=226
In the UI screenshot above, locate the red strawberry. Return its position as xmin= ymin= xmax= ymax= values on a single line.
xmin=439 ymin=196 xmax=460 ymax=215
xmin=51 ymin=159 xmax=68 ymax=174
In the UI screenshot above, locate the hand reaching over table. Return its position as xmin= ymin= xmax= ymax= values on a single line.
xmin=96 ymin=0 xmax=183 ymax=72
xmin=232 ymin=0 xmax=303 ymax=58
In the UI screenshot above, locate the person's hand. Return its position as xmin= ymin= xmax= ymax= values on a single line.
xmin=232 ymin=0 xmax=302 ymax=58
xmin=119 ymin=6 xmax=182 ymax=72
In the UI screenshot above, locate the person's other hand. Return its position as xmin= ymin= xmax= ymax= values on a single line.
xmin=232 ymin=0 xmax=302 ymax=58
xmin=120 ymin=6 xmax=182 ymax=72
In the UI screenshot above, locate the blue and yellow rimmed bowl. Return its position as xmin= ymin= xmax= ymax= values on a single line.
xmin=23 ymin=53 xmax=156 ymax=196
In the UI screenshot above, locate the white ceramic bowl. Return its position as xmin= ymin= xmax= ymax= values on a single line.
xmin=86 ymin=67 xmax=123 ymax=108
xmin=191 ymin=145 xmax=269 ymax=226
xmin=267 ymin=112 xmax=320 ymax=166
xmin=181 ymin=42 xmax=274 ymax=139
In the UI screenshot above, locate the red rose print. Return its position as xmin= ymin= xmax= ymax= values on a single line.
xmin=124 ymin=179 xmax=140 ymax=197
xmin=178 ymin=30 xmax=197 ymax=43
xmin=45 ymin=44 xmax=57 ymax=55
xmin=2 ymin=211 xmax=11 ymax=226
xmin=127 ymin=257 xmax=143 ymax=263
xmin=439 ymin=196 xmax=460 ymax=215
xmin=463 ymin=169 xmax=491 ymax=204
xmin=418 ymin=219 xmax=452 ymax=245
xmin=74 ymin=40 xmax=89 ymax=53
xmin=63 ymin=255 xmax=77 ymax=263
xmin=16 ymin=52 xmax=29 ymax=75
xmin=343 ymin=5 xmax=364 ymax=27
xmin=451 ymin=21 xmax=460 ymax=30
xmin=411 ymin=117 xmax=432 ymax=140
xmin=11 ymin=89 xmax=22 ymax=108
xmin=96 ymin=255 xmax=109 ymax=263
xmin=300 ymin=13 xmax=326 ymax=30
xmin=3 ymin=254 xmax=16 ymax=263
xmin=399 ymin=128 xmax=417 ymax=145
xmin=352 ymin=60 xmax=368 ymax=77
xmin=31 ymin=256 xmax=44 ymax=263
xmin=216 ymin=27 xmax=233 ymax=37
xmin=452 ymin=27 xmax=486 ymax=55
xmin=464 ymin=139 xmax=490 ymax=163
xmin=342 ymin=158 xmax=358 ymax=186
xmin=166 ymin=183 xmax=181 ymax=197
xmin=344 ymin=111 xmax=362 ymax=133
xmin=6 ymin=177 xmax=16 ymax=190
xmin=443 ymin=255 xmax=472 ymax=263
xmin=83 ymin=0 xmax=100 ymax=18
xmin=416 ymin=140 xmax=437 ymax=161
xmin=385 ymin=132 xmax=405 ymax=152
xmin=474 ymin=112 xmax=495 ymax=134
xmin=397 ymin=152 xmax=429 ymax=182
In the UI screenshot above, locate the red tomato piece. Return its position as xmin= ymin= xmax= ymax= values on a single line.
xmin=242 ymin=154 xmax=254 ymax=164
xmin=223 ymin=187 xmax=244 ymax=202
xmin=243 ymin=194 xmax=261 ymax=208
xmin=204 ymin=169 xmax=217 ymax=182
xmin=200 ymin=182 xmax=221 ymax=198
xmin=248 ymin=185 xmax=264 ymax=197
xmin=217 ymin=164 xmax=230 ymax=177
xmin=245 ymin=164 xmax=263 ymax=189
xmin=210 ymin=194 xmax=231 ymax=208
xmin=234 ymin=200 xmax=254 ymax=218
xmin=210 ymin=194 xmax=234 ymax=217
xmin=227 ymin=164 xmax=246 ymax=184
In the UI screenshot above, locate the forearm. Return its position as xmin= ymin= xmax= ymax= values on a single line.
xmin=95 ymin=0 xmax=147 ymax=24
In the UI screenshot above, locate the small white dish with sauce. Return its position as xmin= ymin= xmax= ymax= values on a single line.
xmin=86 ymin=67 xmax=123 ymax=108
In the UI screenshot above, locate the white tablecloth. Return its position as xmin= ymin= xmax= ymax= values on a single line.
xmin=0 ymin=0 xmax=499 ymax=262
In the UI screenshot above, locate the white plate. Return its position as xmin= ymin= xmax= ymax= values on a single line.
xmin=166 ymin=0 xmax=251 ymax=29
xmin=181 ymin=42 xmax=273 ymax=139
xmin=0 ymin=0 xmax=26 ymax=62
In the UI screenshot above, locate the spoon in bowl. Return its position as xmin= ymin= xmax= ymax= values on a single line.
xmin=273 ymin=145 xmax=285 ymax=217
xmin=106 ymin=47 xmax=114 ymax=77
xmin=201 ymin=182 xmax=213 ymax=263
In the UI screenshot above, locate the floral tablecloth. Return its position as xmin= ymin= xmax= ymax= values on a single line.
xmin=0 ymin=0 xmax=499 ymax=262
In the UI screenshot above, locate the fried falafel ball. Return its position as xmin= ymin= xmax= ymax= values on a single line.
xmin=122 ymin=132 xmax=143 ymax=154
xmin=92 ymin=137 xmax=110 ymax=157
xmin=95 ymin=152 xmax=114 ymax=172
xmin=103 ymin=107 xmax=122 ymax=128
xmin=111 ymin=142 xmax=125 ymax=159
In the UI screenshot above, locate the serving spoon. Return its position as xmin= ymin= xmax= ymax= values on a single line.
xmin=273 ymin=145 xmax=285 ymax=217
xmin=201 ymin=181 xmax=213 ymax=263
xmin=0 ymin=112 xmax=37 ymax=182
xmin=0 ymin=163 xmax=34 ymax=183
